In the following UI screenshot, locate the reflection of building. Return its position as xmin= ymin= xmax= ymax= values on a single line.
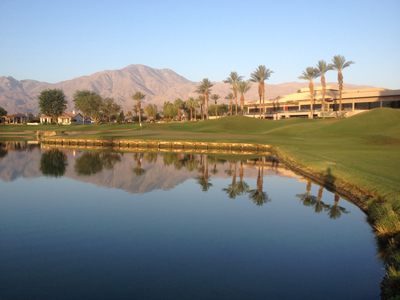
xmin=40 ymin=111 xmax=83 ymax=125
xmin=245 ymin=86 xmax=400 ymax=119
xmin=2 ymin=112 xmax=28 ymax=124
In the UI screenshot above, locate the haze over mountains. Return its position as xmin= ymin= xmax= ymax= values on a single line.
xmin=0 ymin=64 xmax=375 ymax=114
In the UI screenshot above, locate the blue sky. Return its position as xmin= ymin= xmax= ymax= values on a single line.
xmin=1 ymin=0 xmax=399 ymax=89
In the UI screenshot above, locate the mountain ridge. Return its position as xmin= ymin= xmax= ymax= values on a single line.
xmin=0 ymin=64 xmax=376 ymax=114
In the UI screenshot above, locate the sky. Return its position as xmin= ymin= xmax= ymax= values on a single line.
xmin=1 ymin=0 xmax=399 ymax=89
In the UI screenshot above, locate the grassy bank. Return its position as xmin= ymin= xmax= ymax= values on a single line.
xmin=2 ymin=108 xmax=400 ymax=297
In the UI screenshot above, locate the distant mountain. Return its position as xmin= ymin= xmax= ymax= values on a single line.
xmin=0 ymin=64 xmax=376 ymax=114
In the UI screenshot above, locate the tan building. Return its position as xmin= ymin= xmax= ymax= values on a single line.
xmin=245 ymin=86 xmax=400 ymax=119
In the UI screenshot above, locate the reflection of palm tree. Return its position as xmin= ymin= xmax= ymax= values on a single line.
xmin=133 ymin=153 xmax=145 ymax=176
xmin=235 ymin=161 xmax=250 ymax=195
xmin=225 ymin=161 xmax=233 ymax=176
xmin=314 ymin=186 xmax=329 ymax=213
xmin=211 ymin=157 xmax=218 ymax=174
xmin=195 ymin=175 xmax=213 ymax=191
xmin=144 ymin=153 xmax=157 ymax=163
xmin=326 ymin=194 xmax=350 ymax=219
xmin=296 ymin=181 xmax=318 ymax=207
xmin=222 ymin=161 xmax=238 ymax=198
xmin=249 ymin=157 xmax=271 ymax=206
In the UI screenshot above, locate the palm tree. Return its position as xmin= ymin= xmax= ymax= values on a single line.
xmin=225 ymin=93 xmax=234 ymax=116
xmin=315 ymin=60 xmax=334 ymax=118
xmin=174 ymin=98 xmax=184 ymax=121
xmin=223 ymin=72 xmax=243 ymax=115
xmin=194 ymin=85 xmax=206 ymax=120
xmin=194 ymin=97 xmax=200 ymax=121
xmin=250 ymin=66 xmax=274 ymax=119
xmin=131 ymin=92 xmax=146 ymax=123
xmin=210 ymin=94 xmax=220 ymax=118
xmin=133 ymin=105 xmax=138 ymax=117
xmin=330 ymin=55 xmax=355 ymax=117
xmin=234 ymin=81 xmax=252 ymax=115
xmin=195 ymin=79 xmax=213 ymax=120
xmin=186 ymin=97 xmax=195 ymax=120
xmin=298 ymin=67 xmax=320 ymax=119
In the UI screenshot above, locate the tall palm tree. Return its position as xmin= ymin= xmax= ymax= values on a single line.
xmin=186 ymin=97 xmax=195 ymax=120
xmin=195 ymin=79 xmax=214 ymax=120
xmin=194 ymin=97 xmax=200 ymax=121
xmin=223 ymin=72 xmax=243 ymax=115
xmin=234 ymin=80 xmax=252 ymax=115
xmin=315 ymin=60 xmax=334 ymax=118
xmin=225 ymin=93 xmax=234 ymax=116
xmin=250 ymin=66 xmax=274 ymax=119
xmin=298 ymin=67 xmax=320 ymax=119
xmin=249 ymin=158 xmax=271 ymax=206
xmin=210 ymin=94 xmax=220 ymax=118
xmin=330 ymin=55 xmax=355 ymax=117
xmin=131 ymin=91 xmax=146 ymax=123
xmin=194 ymin=85 xmax=206 ymax=120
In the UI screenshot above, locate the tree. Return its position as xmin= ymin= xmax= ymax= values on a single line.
xmin=131 ymin=91 xmax=146 ymax=123
xmin=315 ymin=60 xmax=334 ymax=118
xmin=38 ymin=89 xmax=67 ymax=125
xmin=162 ymin=101 xmax=178 ymax=118
xmin=174 ymin=98 xmax=184 ymax=121
xmin=218 ymin=104 xmax=229 ymax=116
xmin=101 ymin=97 xmax=121 ymax=122
xmin=133 ymin=105 xmax=138 ymax=117
xmin=210 ymin=94 xmax=220 ymax=118
xmin=298 ymin=67 xmax=320 ymax=118
xmin=144 ymin=104 xmax=158 ymax=120
xmin=195 ymin=95 xmax=203 ymax=121
xmin=330 ymin=55 xmax=355 ymax=116
xmin=0 ymin=107 xmax=7 ymax=117
xmin=223 ymin=72 xmax=243 ymax=115
xmin=194 ymin=84 xmax=206 ymax=120
xmin=234 ymin=80 xmax=252 ymax=115
xmin=186 ymin=97 xmax=195 ymax=120
xmin=73 ymin=90 xmax=103 ymax=124
xmin=116 ymin=111 xmax=125 ymax=123
xmin=195 ymin=79 xmax=214 ymax=120
xmin=250 ymin=65 xmax=274 ymax=119
xmin=327 ymin=194 xmax=350 ymax=219
xmin=39 ymin=150 xmax=68 ymax=177
xmin=225 ymin=93 xmax=234 ymax=115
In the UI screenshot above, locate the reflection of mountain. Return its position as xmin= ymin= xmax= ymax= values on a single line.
xmin=0 ymin=147 xmax=301 ymax=194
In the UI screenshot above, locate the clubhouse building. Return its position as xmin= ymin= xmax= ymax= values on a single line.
xmin=245 ymin=86 xmax=400 ymax=119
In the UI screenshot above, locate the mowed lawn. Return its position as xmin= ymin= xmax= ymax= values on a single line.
xmin=1 ymin=108 xmax=400 ymax=203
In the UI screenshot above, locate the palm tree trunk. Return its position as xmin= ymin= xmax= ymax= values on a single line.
xmin=138 ymin=101 xmax=141 ymax=123
xmin=206 ymin=90 xmax=209 ymax=120
xmin=202 ymin=95 xmax=205 ymax=120
xmin=261 ymin=79 xmax=265 ymax=120
xmin=234 ymin=90 xmax=238 ymax=115
xmin=338 ymin=71 xmax=343 ymax=117
xmin=309 ymin=81 xmax=314 ymax=119
xmin=230 ymin=101 xmax=232 ymax=115
xmin=215 ymin=103 xmax=217 ymax=118
xmin=259 ymin=83 xmax=262 ymax=119
xmin=240 ymin=95 xmax=244 ymax=115
xmin=321 ymin=74 xmax=326 ymax=118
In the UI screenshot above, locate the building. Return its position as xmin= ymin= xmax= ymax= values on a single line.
xmin=40 ymin=111 xmax=83 ymax=125
xmin=1 ymin=113 xmax=28 ymax=124
xmin=245 ymin=86 xmax=400 ymax=119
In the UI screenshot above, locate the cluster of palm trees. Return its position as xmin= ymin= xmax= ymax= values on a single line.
xmin=298 ymin=55 xmax=354 ymax=118
xmin=130 ymin=56 xmax=353 ymax=121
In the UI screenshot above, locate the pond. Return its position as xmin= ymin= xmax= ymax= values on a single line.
xmin=0 ymin=142 xmax=383 ymax=299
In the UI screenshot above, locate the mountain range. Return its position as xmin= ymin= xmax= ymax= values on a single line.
xmin=0 ymin=64 xmax=375 ymax=114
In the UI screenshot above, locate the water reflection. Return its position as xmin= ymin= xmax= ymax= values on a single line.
xmin=40 ymin=149 xmax=68 ymax=177
xmin=75 ymin=152 xmax=122 ymax=176
xmin=133 ymin=153 xmax=145 ymax=176
xmin=296 ymin=181 xmax=350 ymax=219
xmin=248 ymin=157 xmax=271 ymax=206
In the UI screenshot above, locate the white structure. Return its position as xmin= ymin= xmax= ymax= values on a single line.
xmin=40 ymin=111 xmax=83 ymax=125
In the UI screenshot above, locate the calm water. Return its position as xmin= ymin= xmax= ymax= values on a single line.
xmin=0 ymin=142 xmax=383 ymax=299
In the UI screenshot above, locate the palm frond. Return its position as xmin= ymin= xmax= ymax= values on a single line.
xmin=298 ymin=67 xmax=320 ymax=81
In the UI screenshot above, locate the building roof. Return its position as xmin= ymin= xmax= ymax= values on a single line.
xmin=6 ymin=113 xmax=27 ymax=118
